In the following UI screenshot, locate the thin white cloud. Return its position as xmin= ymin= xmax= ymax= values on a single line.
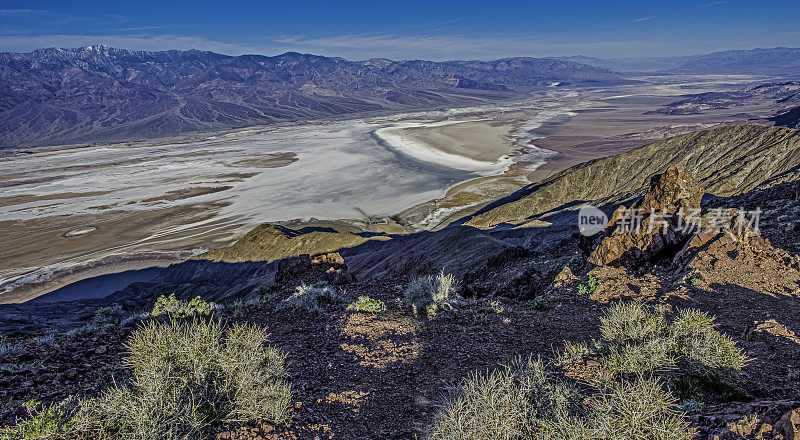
xmin=703 ymin=1 xmax=726 ymax=6
xmin=633 ymin=16 xmax=656 ymax=22
xmin=0 ymin=9 xmax=50 ymax=16
xmin=114 ymin=26 xmax=169 ymax=32
xmin=270 ymin=33 xmax=663 ymax=60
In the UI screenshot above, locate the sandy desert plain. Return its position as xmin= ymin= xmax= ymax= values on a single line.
xmin=0 ymin=73 xmax=786 ymax=303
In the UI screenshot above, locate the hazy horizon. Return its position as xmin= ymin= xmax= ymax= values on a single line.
xmin=3 ymin=42 xmax=800 ymax=63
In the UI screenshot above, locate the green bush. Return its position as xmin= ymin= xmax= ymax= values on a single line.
xmin=0 ymin=399 xmax=77 ymax=440
xmin=71 ymin=318 xmax=291 ymax=439
xmin=150 ymin=293 xmax=215 ymax=318
xmin=346 ymin=295 xmax=386 ymax=313
xmin=279 ymin=283 xmax=343 ymax=313
xmin=555 ymin=340 xmax=592 ymax=366
xmin=585 ymin=377 xmax=692 ymax=440
xmin=669 ymin=309 xmax=745 ymax=371
xmin=404 ymin=271 xmax=460 ymax=316
xmin=599 ymin=303 xmax=746 ymax=376
xmin=578 ymin=275 xmax=599 ymax=295
xmin=92 ymin=305 xmax=125 ymax=326
xmin=600 ymin=302 xmax=669 ymax=345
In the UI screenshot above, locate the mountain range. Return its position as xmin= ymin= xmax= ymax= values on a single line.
xmin=0 ymin=45 xmax=618 ymax=147
xmin=560 ymin=47 xmax=800 ymax=75
xmin=4 ymin=45 xmax=800 ymax=148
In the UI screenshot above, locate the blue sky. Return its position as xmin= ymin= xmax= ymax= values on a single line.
xmin=0 ymin=0 xmax=798 ymax=60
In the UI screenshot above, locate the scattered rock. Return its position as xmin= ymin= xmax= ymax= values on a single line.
xmin=276 ymin=252 xmax=354 ymax=286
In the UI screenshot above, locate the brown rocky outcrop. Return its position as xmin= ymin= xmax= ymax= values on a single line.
xmin=588 ymin=165 xmax=704 ymax=267
xmin=587 ymin=165 xmax=771 ymax=271
xmin=671 ymin=207 xmax=765 ymax=269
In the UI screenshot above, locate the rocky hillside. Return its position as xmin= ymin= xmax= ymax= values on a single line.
xmin=3 ymin=162 xmax=800 ymax=439
xmin=0 ymin=45 xmax=618 ymax=147
xmin=465 ymin=125 xmax=800 ymax=228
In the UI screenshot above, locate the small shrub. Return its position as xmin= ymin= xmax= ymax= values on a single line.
xmin=555 ymin=340 xmax=592 ymax=366
xmin=224 ymin=297 xmax=272 ymax=319
xmin=346 ymin=296 xmax=386 ymax=313
xmin=404 ymin=271 xmax=460 ymax=316
xmin=92 ymin=305 xmax=124 ymax=326
xmin=606 ymin=338 xmax=676 ymax=374
xmin=150 ymin=293 xmax=215 ymax=318
xmin=0 ymin=339 xmax=22 ymax=358
xmin=429 ymin=358 xmax=691 ymax=440
xmin=600 ymin=302 xmax=669 ymax=345
xmin=585 ymin=376 xmax=692 ymax=440
xmin=428 ymin=356 xmax=581 ymax=440
xmin=257 ymin=283 xmax=280 ymax=300
xmin=577 ymin=275 xmax=599 ymax=295
xmin=279 ymin=283 xmax=343 ymax=313
xmin=681 ymin=399 xmax=705 ymax=415
xmin=599 ymin=303 xmax=747 ymax=386
xmin=528 ymin=297 xmax=547 ymax=311
xmin=489 ymin=300 xmax=504 ymax=313
xmin=0 ymin=399 xmax=78 ymax=440
xmin=669 ymin=309 xmax=745 ymax=371
xmin=72 ymin=318 xmax=291 ymax=439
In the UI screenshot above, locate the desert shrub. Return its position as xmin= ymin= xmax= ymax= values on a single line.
xmin=429 ymin=358 xmax=692 ymax=440
xmin=0 ymin=338 xmax=22 ymax=358
xmin=404 ymin=271 xmax=460 ymax=316
xmin=223 ymin=297 xmax=273 ymax=319
xmin=279 ymin=283 xmax=343 ymax=313
xmin=0 ymin=399 xmax=78 ymax=440
xmin=92 ymin=305 xmax=125 ymax=326
xmin=528 ymin=297 xmax=547 ymax=311
xmin=150 ymin=293 xmax=215 ymax=318
xmin=606 ymin=339 xmax=676 ymax=374
xmin=555 ymin=340 xmax=592 ymax=366
xmin=669 ymin=310 xmax=745 ymax=371
xmin=600 ymin=302 xmax=669 ymax=345
xmin=488 ymin=300 xmax=504 ymax=314
xmin=346 ymin=295 xmax=385 ymax=313
xmin=429 ymin=356 xmax=582 ymax=440
xmin=72 ymin=318 xmax=291 ymax=439
xmin=585 ymin=377 xmax=692 ymax=440
xmin=599 ymin=303 xmax=746 ymax=375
